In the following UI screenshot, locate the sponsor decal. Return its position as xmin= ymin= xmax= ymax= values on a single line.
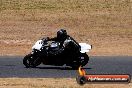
xmin=76 ymin=66 xmax=131 ymax=85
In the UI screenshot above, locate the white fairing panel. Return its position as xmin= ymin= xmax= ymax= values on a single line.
xmin=32 ymin=40 xmax=43 ymax=50
xmin=79 ymin=43 xmax=92 ymax=53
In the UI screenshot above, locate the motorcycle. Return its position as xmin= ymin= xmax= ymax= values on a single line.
xmin=23 ymin=37 xmax=92 ymax=69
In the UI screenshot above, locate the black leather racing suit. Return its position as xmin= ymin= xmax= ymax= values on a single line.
xmin=46 ymin=35 xmax=81 ymax=55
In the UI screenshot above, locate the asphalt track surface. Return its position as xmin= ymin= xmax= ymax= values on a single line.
xmin=0 ymin=56 xmax=132 ymax=78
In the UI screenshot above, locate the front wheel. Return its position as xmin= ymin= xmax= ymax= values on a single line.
xmin=23 ymin=54 xmax=41 ymax=68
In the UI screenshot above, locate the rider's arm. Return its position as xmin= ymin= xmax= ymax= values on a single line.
xmin=69 ymin=36 xmax=80 ymax=46
xmin=42 ymin=37 xmax=58 ymax=42
xmin=48 ymin=37 xmax=58 ymax=41
xmin=68 ymin=36 xmax=81 ymax=50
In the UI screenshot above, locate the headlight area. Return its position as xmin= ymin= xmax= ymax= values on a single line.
xmin=31 ymin=49 xmax=40 ymax=54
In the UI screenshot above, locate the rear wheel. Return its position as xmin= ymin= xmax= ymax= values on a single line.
xmin=23 ymin=54 xmax=41 ymax=68
xmin=80 ymin=53 xmax=89 ymax=66
xmin=70 ymin=53 xmax=89 ymax=69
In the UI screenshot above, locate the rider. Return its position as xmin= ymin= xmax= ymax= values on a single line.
xmin=49 ymin=29 xmax=68 ymax=47
xmin=43 ymin=29 xmax=81 ymax=55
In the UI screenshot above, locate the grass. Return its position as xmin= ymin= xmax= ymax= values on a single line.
xmin=0 ymin=0 xmax=132 ymax=56
xmin=1 ymin=0 xmax=131 ymax=12
xmin=0 ymin=78 xmax=131 ymax=88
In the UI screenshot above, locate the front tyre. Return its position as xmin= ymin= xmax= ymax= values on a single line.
xmin=23 ymin=54 xmax=41 ymax=68
xmin=23 ymin=54 xmax=33 ymax=68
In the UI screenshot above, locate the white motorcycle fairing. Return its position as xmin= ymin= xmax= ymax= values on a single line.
xmin=79 ymin=43 xmax=92 ymax=53
xmin=32 ymin=40 xmax=43 ymax=50
xmin=32 ymin=40 xmax=92 ymax=53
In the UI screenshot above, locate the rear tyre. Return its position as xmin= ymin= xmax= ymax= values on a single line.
xmin=70 ymin=53 xmax=89 ymax=69
xmin=80 ymin=53 xmax=89 ymax=66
